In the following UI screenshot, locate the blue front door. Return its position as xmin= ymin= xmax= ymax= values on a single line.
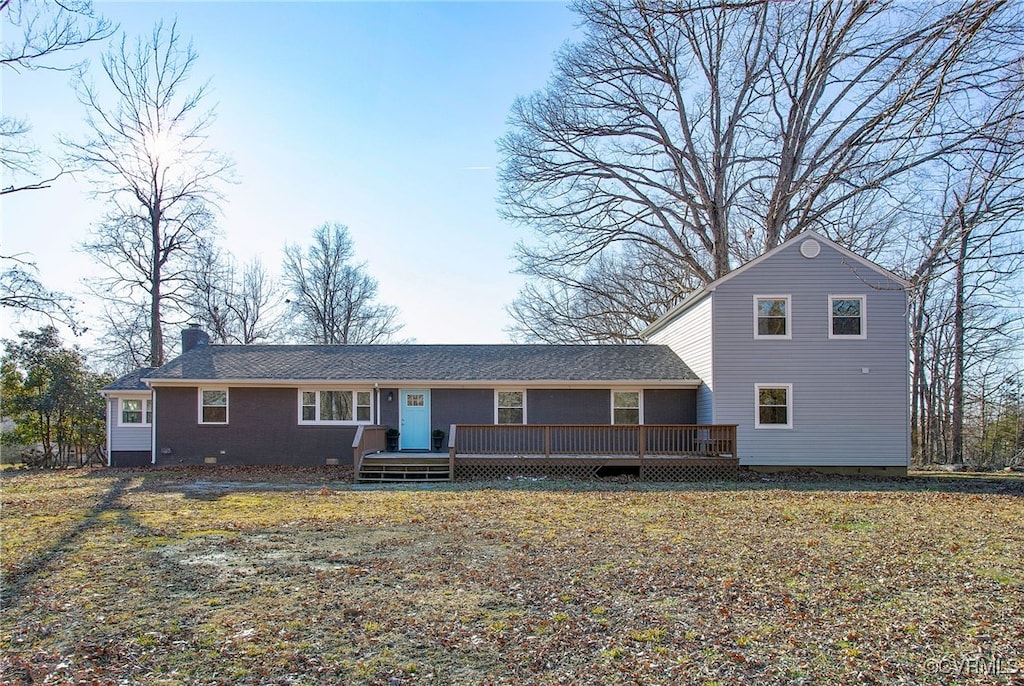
xmin=400 ymin=389 xmax=431 ymax=450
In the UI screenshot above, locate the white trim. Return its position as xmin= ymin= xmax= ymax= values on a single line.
xmin=754 ymin=384 xmax=793 ymax=429
xmin=494 ymin=388 xmax=526 ymax=425
xmin=828 ymin=294 xmax=867 ymax=340
xmin=753 ymin=295 xmax=792 ymax=340
xmin=297 ymin=388 xmax=374 ymax=425
xmin=116 ymin=397 xmax=153 ymax=428
xmin=611 ymin=389 xmax=644 ymax=425
xmin=198 ymin=387 xmax=229 ymax=425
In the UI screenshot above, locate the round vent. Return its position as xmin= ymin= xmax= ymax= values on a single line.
xmin=800 ymin=238 xmax=821 ymax=259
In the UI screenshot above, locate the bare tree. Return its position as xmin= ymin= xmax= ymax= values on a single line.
xmin=499 ymin=0 xmax=1023 ymax=340
xmin=1 ymin=0 xmax=115 ymax=194
xmin=64 ymin=20 xmax=233 ymax=366
xmin=903 ymin=76 xmax=1024 ymax=465
xmin=83 ymin=302 xmax=153 ymax=376
xmin=186 ymin=245 xmax=281 ymax=345
xmin=0 ymin=253 xmax=80 ymax=332
xmin=282 ymin=223 xmax=403 ymax=345
xmin=508 ymin=242 xmax=699 ymax=342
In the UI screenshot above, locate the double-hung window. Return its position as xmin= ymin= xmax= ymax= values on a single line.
xmin=755 ymin=384 xmax=792 ymax=429
xmin=120 ymin=398 xmax=152 ymax=426
xmin=299 ymin=390 xmax=372 ymax=424
xmin=496 ymin=390 xmax=525 ymax=424
xmin=754 ymin=296 xmax=791 ymax=339
xmin=612 ymin=390 xmax=642 ymax=425
xmin=199 ymin=389 xmax=229 ymax=424
xmin=829 ymin=295 xmax=866 ymax=339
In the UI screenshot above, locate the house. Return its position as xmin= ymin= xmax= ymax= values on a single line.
xmin=100 ymin=231 xmax=910 ymax=477
xmin=645 ymin=231 xmax=909 ymax=472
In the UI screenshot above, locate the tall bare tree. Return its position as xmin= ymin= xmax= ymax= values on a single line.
xmin=500 ymin=0 xmax=1023 ymax=341
xmin=186 ymin=245 xmax=281 ymax=345
xmin=1 ymin=0 xmax=115 ymax=194
xmin=282 ymin=223 xmax=403 ymax=345
xmin=64 ymin=20 xmax=232 ymax=366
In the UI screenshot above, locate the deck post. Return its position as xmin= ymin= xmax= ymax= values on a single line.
xmin=448 ymin=424 xmax=457 ymax=481
xmin=638 ymin=425 xmax=645 ymax=459
xmin=544 ymin=425 xmax=551 ymax=458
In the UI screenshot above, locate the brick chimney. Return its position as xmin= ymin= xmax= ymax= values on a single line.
xmin=181 ymin=323 xmax=210 ymax=355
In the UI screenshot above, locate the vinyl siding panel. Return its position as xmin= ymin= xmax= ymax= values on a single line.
xmin=108 ymin=397 xmax=152 ymax=451
xmin=647 ymin=296 xmax=714 ymax=423
xmin=711 ymin=240 xmax=909 ymax=467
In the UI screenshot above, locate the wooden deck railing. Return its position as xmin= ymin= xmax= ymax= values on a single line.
xmin=451 ymin=424 xmax=737 ymax=459
xmin=352 ymin=425 xmax=387 ymax=473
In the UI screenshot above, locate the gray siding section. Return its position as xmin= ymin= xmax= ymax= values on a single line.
xmin=155 ymin=387 xmax=356 ymax=466
xmin=644 ymin=389 xmax=697 ymax=424
xmin=710 ymin=240 xmax=909 ymax=466
xmin=527 ymin=389 xmax=610 ymax=424
xmin=107 ymin=397 xmax=152 ymax=451
xmin=648 ymin=296 xmax=714 ymax=422
xmin=432 ymin=388 xmax=494 ymax=431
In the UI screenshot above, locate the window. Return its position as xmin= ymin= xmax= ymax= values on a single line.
xmin=496 ymin=390 xmax=524 ymax=424
xmin=754 ymin=296 xmax=791 ymax=338
xmin=119 ymin=398 xmax=152 ymax=426
xmin=755 ymin=384 xmax=792 ymax=429
xmin=299 ymin=390 xmax=372 ymax=423
xmin=612 ymin=391 xmax=641 ymax=425
xmin=829 ymin=295 xmax=866 ymax=339
xmin=200 ymin=389 xmax=228 ymax=424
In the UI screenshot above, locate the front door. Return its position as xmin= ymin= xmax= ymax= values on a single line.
xmin=400 ymin=389 xmax=431 ymax=450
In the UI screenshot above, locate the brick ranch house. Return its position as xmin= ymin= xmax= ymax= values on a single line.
xmin=101 ymin=231 xmax=910 ymax=480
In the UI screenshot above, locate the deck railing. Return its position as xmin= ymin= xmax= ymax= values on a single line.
xmin=352 ymin=425 xmax=387 ymax=473
xmin=450 ymin=424 xmax=737 ymax=459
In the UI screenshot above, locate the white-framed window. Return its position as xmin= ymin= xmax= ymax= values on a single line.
xmin=199 ymin=388 xmax=229 ymax=424
xmin=829 ymin=295 xmax=866 ymax=339
xmin=119 ymin=398 xmax=152 ymax=426
xmin=612 ymin=390 xmax=642 ymax=425
xmin=299 ymin=389 xmax=372 ymax=424
xmin=754 ymin=295 xmax=792 ymax=339
xmin=495 ymin=390 xmax=525 ymax=425
xmin=755 ymin=384 xmax=792 ymax=429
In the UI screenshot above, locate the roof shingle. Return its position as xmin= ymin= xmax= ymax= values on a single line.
xmin=144 ymin=345 xmax=697 ymax=383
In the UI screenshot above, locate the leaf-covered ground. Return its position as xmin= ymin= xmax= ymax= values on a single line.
xmin=1 ymin=468 xmax=1022 ymax=685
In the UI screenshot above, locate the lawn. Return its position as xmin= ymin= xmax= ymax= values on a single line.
xmin=1 ymin=468 xmax=1021 ymax=685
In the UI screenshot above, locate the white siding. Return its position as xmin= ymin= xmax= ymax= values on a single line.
xmin=709 ymin=239 xmax=909 ymax=467
xmin=648 ymin=295 xmax=714 ymax=423
xmin=108 ymin=396 xmax=153 ymax=451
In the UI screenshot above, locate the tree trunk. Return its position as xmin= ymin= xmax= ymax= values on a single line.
xmin=150 ymin=212 xmax=164 ymax=367
xmin=951 ymin=227 xmax=968 ymax=464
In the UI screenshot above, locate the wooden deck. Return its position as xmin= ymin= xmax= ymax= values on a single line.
xmin=353 ymin=424 xmax=739 ymax=483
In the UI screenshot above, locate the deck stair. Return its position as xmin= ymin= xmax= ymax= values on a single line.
xmin=357 ymin=454 xmax=451 ymax=482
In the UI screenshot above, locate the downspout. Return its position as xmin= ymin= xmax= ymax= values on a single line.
xmin=151 ymin=388 xmax=157 ymax=465
xmin=105 ymin=395 xmax=112 ymax=467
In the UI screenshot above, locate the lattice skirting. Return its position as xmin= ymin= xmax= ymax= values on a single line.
xmin=454 ymin=458 xmax=742 ymax=482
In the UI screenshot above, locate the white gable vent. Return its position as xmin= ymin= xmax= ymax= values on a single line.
xmin=800 ymin=238 xmax=821 ymax=258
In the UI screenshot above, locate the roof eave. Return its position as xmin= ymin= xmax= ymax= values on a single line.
xmin=144 ymin=377 xmax=701 ymax=388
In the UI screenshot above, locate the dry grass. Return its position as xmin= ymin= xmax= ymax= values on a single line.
xmin=1 ymin=467 xmax=1022 ymax=685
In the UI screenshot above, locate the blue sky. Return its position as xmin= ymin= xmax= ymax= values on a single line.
xmin=2 ymin=1 xmax=580 ymax=349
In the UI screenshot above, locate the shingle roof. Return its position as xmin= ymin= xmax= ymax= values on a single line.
xmin=101 ymin=367 xmax=157 ymax=392
xmin=144 ymin=345 xmax=697 ymax=383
